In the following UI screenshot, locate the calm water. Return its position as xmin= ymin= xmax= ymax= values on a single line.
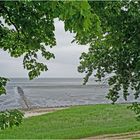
xmin=0 ymin=78 xmax=137 ymax=111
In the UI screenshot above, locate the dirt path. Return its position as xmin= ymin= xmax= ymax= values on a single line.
xmin=82 ymin=131 xmax=140 ymax=140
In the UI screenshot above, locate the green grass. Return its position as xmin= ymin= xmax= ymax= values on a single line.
xmin=0 ymin=104 xmax=140 ymax=139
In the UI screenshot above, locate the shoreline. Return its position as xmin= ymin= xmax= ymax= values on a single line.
xmin=21 ymin=106 xmax=69 ymax=118
xmin=22 ymin=103 xmax=132 ymax=118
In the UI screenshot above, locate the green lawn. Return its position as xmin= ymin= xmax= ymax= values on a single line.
xmin=0 ymin=104 xmax=140 ymax=139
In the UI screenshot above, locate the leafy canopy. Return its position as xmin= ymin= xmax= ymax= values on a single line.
xmin=79 ymin=1 xmax=140 ymax=104
xmin=78 ymin=1 xmax=140 ymax=118
xmin=0 ymin=1 xmax=96 ymax=79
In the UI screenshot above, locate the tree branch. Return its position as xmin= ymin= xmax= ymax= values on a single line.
xmin=1 ymin=4 xmax=20 ymax=39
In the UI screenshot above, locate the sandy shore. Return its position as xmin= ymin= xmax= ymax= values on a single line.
xmin=23 ymin=107 xmax=68 ymax=118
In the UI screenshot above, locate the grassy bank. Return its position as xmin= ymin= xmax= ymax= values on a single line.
xmin=0 ymin=104 xmax=140 ymax=139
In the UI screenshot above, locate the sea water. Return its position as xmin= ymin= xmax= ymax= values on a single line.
xmin=0 ymin=78 xmax=137 ymax=111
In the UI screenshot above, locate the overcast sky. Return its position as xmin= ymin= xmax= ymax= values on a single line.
xmin=0 ymin=19 xmax=89 ymax=78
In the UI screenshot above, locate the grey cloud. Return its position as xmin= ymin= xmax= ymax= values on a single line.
xmin=0 ymin=19 xmax=89 ymax=78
